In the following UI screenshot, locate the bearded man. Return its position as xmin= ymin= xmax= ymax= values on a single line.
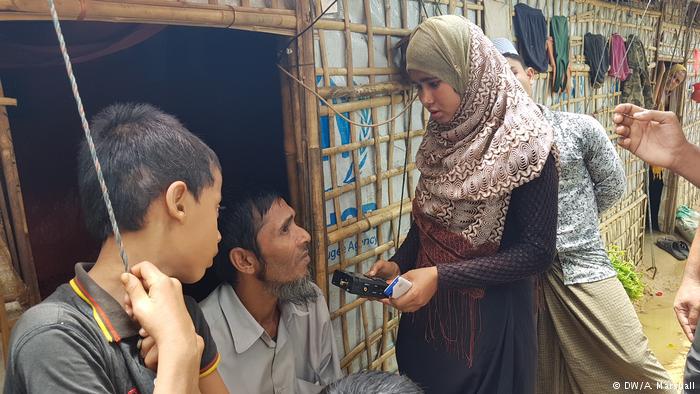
xmin=201 ymin=191 xmax=342 ymax=394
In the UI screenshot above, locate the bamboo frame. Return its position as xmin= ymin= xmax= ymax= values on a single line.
xmin=0 ymin=97 xmax=16 ymax=106
xmin=297 ymin=0 xmax=328 ymax=301
xmin=0 ymin=82 xmax=39 ymax=306
xmin=280 ymin=60 xmax=302 ymax=213
xmin=0 ymin=0 xmax=298 ymax=35
xmin=318 ymin=81 xmax=410 ymax=99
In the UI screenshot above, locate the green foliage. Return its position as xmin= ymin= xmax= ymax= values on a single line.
xmin=608 ymin=245 xmax=645 ymax=301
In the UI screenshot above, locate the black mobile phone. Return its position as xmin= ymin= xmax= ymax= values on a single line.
xmin=331 ymin=269 xmax=389 ymax=298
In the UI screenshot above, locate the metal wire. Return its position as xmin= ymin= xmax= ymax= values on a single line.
xmin=47 ymin=0 xmax=129 ymax=272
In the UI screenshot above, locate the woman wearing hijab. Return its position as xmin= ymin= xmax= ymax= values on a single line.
xmin=655 ymin=63 xmax=687 ymax=112
xmin=367 ymin=15 xmax=558 ymax=394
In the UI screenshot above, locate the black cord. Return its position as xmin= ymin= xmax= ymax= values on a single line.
xmin=278 ymin=0 xmax=339 ymax=61
xmin=395 ymin=91 xmax=414 ymax=251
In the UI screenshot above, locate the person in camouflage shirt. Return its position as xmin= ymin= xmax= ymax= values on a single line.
xmin=621 ymin=34 xmax=655 ymax=108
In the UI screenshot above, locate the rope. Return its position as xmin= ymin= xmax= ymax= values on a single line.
xmin=47 ymin=0 xmax=129 ymax=272
xmin=277 ymin=64 xmax=418 ymax=128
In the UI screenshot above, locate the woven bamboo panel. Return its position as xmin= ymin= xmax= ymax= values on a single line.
xmin=313 ymin=0 xmax=482 ymax=374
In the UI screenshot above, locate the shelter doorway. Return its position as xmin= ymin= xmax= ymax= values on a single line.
xmin=0 ymin=22 xmax=289 ymax=300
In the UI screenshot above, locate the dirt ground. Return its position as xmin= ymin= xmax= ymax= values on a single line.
xmin=638 ymin=232 xmax=693 ymax=385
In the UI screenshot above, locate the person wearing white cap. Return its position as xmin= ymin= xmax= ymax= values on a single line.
xmin=492 ymin=38 xmax=673 ymax=394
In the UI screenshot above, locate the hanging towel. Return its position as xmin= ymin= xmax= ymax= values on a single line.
xmin=514 ymin=3 xmax=548 ymax=72
xmin=620 ymin=35 xmax=654 ymax=108
xmin=584 ymin=33 xmax=609 ymax=88
xmin=694 ymin=48 xmax=700 ymax=77
xmin=608 ymin=33 xmax=631 ymax=80
xmin=484 ymin=0 xmax=513 ymax=40
xmin=550 ymin=16 xmax=570 ymax=93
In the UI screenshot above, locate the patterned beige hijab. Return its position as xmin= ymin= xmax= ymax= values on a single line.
xmin=407 ymin=16 xmax=555 ymax=248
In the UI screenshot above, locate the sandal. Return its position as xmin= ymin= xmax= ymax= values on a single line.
xmin=655 ymin=237 xmax=690 ymax=260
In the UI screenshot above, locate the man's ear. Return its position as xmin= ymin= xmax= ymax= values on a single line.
xmin=230 ymin=247 xmax=257 ymax=275
xmin=165 ymin=181 xmax=188 ymax=222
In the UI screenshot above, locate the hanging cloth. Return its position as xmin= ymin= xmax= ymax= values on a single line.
xmin=550 ymin=16 xmax=570 ymax=93
xmin=608 ymin=33 xmax=631 ymax=80
xmin=584 ymin=33 xmax=609 ymax=88
xmin=513 ymin=3 xmax=549 ymax=72
xmin=484 ymin=0 xmax=513 ymax=40
xmin=693 ymin=48 xmax=700 ymax=77
xmin=620 ymin=34 xmax=654 ymax=108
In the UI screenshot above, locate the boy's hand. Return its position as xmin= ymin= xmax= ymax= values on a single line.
xmin=138 ymin=329 xmax=158 ymax=371
xmin=121 ymin=262 xmax=196 ymax=346
xmin=121 ymin=261 xmax=202 ymax=380
xmin=137 ymin=329 xmax=204 ymax=372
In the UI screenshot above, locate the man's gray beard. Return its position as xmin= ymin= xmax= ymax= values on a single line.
xmin=264 ymin=274 xmax=318 ymax=305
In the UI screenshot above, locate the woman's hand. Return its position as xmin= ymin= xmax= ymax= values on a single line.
xmin=381 ymin=266 xmax=438 ymax=312
xmin=366 ymin=259 xmax=401 ymax=280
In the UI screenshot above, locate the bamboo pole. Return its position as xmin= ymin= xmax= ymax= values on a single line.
xmin=571 ymin=0 xmax=661 ymax=16
xmin=315 ymin=19 xmax=412 ymax=36
xmin=0 ymin=167 xmax=20 ymax=277
xmin=328 ymin=239 xmax=396 ymax=272
xmin=287 ymin=58 xmax=308 ymax=225
xmin=0 ymin=0 xmax=297 ymax=35
xmin=323 ymin=159 xmax=417 ymax=198
xmin=340 ymin=5 xmax=368 ymax=359
xmin=332 ymin=297 xmax=367 ymax=319
xmin=313 ymin=0 xmax=352 ymax=368
xmin=339 ymin=317 xmax=399 ymax=367
xmin=327 ymin=199 xmax=412 ymax=244
xmin=296 ymin=0 xmax=327 ymax=298
xmin=318 ymin=95 xmax=399 ymax=116
xmin=316 ymin=67 xmax=401 ymax=76
xmin=318 ymin=81 xmax=410 ymax=99
xmin=380 ymin=0 xmax=395 ymax=371
xmin=363 ymin=7 xmax=387 ymax=333
xmin=279 ymin=62 xmax=301 ymax=214
xmin=0 ymin=82 xmax=39 ymax=305
xmin=360 ymin=300 xmax=373 ymax=369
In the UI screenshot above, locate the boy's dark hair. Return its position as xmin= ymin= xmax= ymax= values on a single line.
xmin=213 ymin=190 xmax=282 ymax=286
xmin=502 ymin=52 xmax=526 ymax=69
xmin=78 ymin=103 xmax=221 ymax=242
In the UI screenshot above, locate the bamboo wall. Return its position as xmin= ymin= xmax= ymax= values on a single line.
xmin=665 ymin=0 xmax=700 ymax=225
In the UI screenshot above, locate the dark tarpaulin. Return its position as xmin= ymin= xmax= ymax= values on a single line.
xmin=0 ymin=21 xmax=165 ymax=69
